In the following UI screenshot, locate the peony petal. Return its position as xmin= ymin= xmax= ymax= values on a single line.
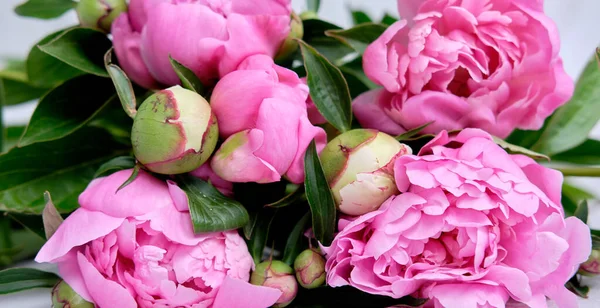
xmin=167 ymin=180 xmax=190 ymax=212
xmin=352 ymin=89 xmax=406 ymax=135
xmin=213 ymin=276 xmax=282 ymax=308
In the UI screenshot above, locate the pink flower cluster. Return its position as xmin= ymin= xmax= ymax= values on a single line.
xmin=323 ymin=129 xmax=591 ymax=307
xmin=354 ymin=0 xmax=574 ymax=138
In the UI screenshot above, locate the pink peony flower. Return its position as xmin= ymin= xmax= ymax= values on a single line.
xmin=111 ymin=0 xmax=292 ymax=89
xmin=210 ymin=55 xmax=327 ymax=184
xmin=354 ymin=0 xmax=574 ymax=138
xmin=323 ymin=129 xmax=591 ymax=307
xmin=35 ymin=170 xmax=281 ymax=308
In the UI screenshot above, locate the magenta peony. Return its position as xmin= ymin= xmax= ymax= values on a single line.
xmin=210 ymin=55 xmax=327 ymax=184
xmin=111 ymin=0 xmax=292 ymax=88
xmin=353 ymin=0 xmax=574 ymax=138
xmin=322 ymin=129 xmax=590 ymax=307
xmin=35 ymin=170 xmax=281 ymax=308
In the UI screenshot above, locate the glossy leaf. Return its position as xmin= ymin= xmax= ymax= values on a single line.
xmin=306 ymin=0 xmax=320 ymax=12
xmin=562 ymin=183 xmax=594 ymax=217
xmin=169 ymin=56 xmax=205 ymax=95
xmin=39 ymin=27 xmax=111 ymax=77
xmin=381 ymin=13 xmax=398 ymax=25
xmin=0 ymin=268 xmax=60 ymax=294
xmin=105 ymin=48 xmax=137 ymax=119
xmin=326 ymin=23 xmax=387 ymax=54
xmin=293 ymin=286 xmax=427 ymax=307
xmin=266 ymin=186 xmax=305 ymax=208
xmin=282 ymin=213 xmax=310 ymax=266
xmin=7 ymin=213 xmax=46 ymax=240
xmin=552 ymin=139 xmax=600 ymax=165
xmin=531 ymin=56 xmax=600 ymax=156
xmin=395 ymin=122 xmax=433 ymax=141
xmin=492 ymin=136 xmax=550 ymax=161
xmin=302 ymin=19 xmax=354 ymax=62
xmin=574 ymin=200 xmax=589 ymax=224
xmin=0 ymin=64 xmax=49 ymax=106
xmin=3 ymin=127 xmax=25 ymax=153
xmin=0 ymin=127 xmax=129 ymax=214
xmin=245 ymin=208 xmax=276 ymax=264
xmin=351 ymin=10 xmax=373 ymax=25
xmin=42 ymin=192 xmax=63 ymax=239
xmin=116 ymin=164 xmax=140 ymax=193
xmin=299 ymin=40 xmax=353 ymax=133
xmin=14 ymin=0 xmax=75 ymax=19
xmin=566 ymin=275 xmax=590 ymax=298
xmin=94 ymin=156 xmax=136 ymax=178
xmin=0 ymin=79 xmax=4 ymax=152
xmin=27 ymin=29 xmax=85 ymax=88
xmin=19 ymin=75 xmax=116 ymax=146
xmin=304 ymin=140 xmax=336 ymax=245
xmin=174 ymin=174 xmax=249 ymax=233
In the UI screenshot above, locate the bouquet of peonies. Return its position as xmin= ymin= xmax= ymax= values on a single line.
xmin=1 ymin=0 xmax=599 ymax=307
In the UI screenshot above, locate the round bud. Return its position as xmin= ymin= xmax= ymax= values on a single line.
xmin=320 ymin=129 xmax=412 ymax=216
xmin=131 ymin=86 xmax=219 ymax=174
xmin=580 ymin=249 xmax=600 ymax=276
xmin=76 ymin=0 xmax=127 ymax=33
xmin=294 ymin=249 xmax=326 ymax=289
xmin=275 ymin=12 xmax=304 ymax=62
xmin=51 ymin=280 xmax=94 ymax=308
xmin=251 ymin=260 xmax=298 ymax=307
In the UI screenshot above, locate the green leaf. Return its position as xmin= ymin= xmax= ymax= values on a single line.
xmin=0 ymin=79 xmax=4 ymax=152
xmin=282 ymin=212 xmax=310 ymax=266
xmin=302 ymin=19 xmax=355 ymax=63
xmin=27 ymin=28 xmax=86 ymax=88
xmin=562 ymin=183 xmax=594 ymax=217
xmin=531 ymin=55 xmax=600 ymax=156
xmin=0 ymin=268 xmax=59 ymax=294
xmin=381 ymin=13 xmax=398 ymax=25
xmin=245 ymin=208 xmax=276 ymax=264
xmin=19 ymin=75 xmax=116 ymax=147
xmin=94 ymin=156 xmax=136 ymax=178
xmin=292 ymin=286 xmax=427 ymax=307
xmin=3 ymin=127 xmax=25 ymax=153
xmin=566 ymin=275 xmax=590 ymax=298
xmin=299 ymin=40 xmax=353 ymax=133
xmin=0 ymin=127 xmax=129 ymax=214
xmin=0 ymin=78 xmax=48 ymax=106
xmin=104 ymin=48 xmax=137 ymax=119
xmin=351 ymin=10 xmax=373 ymax=25
xmin=574 ymin=200 xmax=589 ymax=224
xmin=39 ymin=27 xmax=112 ymax=77
xmin=14 ymin=0 xmax=76 ymax=19
xmin=169 ymin=56 xmax=205 ymax=95
xmin=395 ymin=122 xmax=433 ymax=141
xmin=304 ymin=140 xmax=336 ymax=246
xmin=7 ymin=213 xmax=46 ymax=240
xmin=552 ymin=139 xmax=600 ymax=165
xmin=306 ymin=0 xmax=320 ymax=12
xmin=116 ymin=164 xmax=140 ymax=193
xmin=174 ymin=174 xmax=249 ymax=233
xmin=42 ymin=192 xmax=63 ymax=239
xmin=266 ymin=186 xmax=305 ymax=208
xmin=492 ymin=136 xmax=550 ymax=161
xmin=326 ymin=23 xmax=387 ymax=54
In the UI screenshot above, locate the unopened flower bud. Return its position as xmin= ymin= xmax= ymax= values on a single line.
xmin=51 ymin=280 xmax=94 ymax=308
xmin=320 ymin=129 xmax=411 ymax=216
xmin=580 ymin=250 xmax=600 ymax=276
xmin=76 ymin=0 xmax=127 ymax=33
xmin=294 ymin=249 xmax=325 ymax=289
xmin=275 ymin=12 xmax=304 ymax=62
xmin=132 ymin=86 xmax=218 ymax=174
xmin=251 ymin=260 xmax=298 ymax=307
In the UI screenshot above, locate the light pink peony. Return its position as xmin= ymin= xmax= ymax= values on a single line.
xmin=35 ymin=170 xmax=281 ymax=308
xmin=354 ymin=0 xmax=574 ymax=138
xmin=210 ymin=55 xmax=327 ymax=184
xmin=111 ymin=0 xmax=292 ymax=88
xmin=323 ymin=129 xmax=591 ymax=307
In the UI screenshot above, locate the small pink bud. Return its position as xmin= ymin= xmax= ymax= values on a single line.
xmin=51 ymin=280 xmax=94 ymax=308
xmin=251 ymin=260 xmax=298 ymax=307
xmin=294 ymin=249 xmax=325 ymax=289
xmin=76 ymin=0 xmax=127 ymax=33
xmin=580 ymin=250 xmax=600 ymax=276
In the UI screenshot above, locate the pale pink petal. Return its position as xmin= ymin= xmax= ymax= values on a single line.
xmin=213 ymin=277 xmax=282 ymax=308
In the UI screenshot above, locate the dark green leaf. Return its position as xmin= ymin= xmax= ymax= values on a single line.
xmin=292 ymin=286 xmax=427 ymax=308
xmin=39 ymin=27 xmax=111 ymax=77
xmin=116 ymin=164 xmax=140 ymax=193
xmin=14 ymin=0 xmax=76 ymax=19
xmin=169 ymin=56 xmax=205 ymax=95
xmin=42 ymin=191 xmax=63 ymax=239
xmin=492 ymin=136 xmax=550 ymax=161
xmin=0 ymin=79 xmax=4 ymax=152
xmin=304 ymin=140 xmax=336 ymax=245
xmin=395 ymin=122 xmax=433 ymax=141
xmin=351 ymin=10 xmax=373 ymax=25
xmin=574 ymin=200 xmax=589 ymax=224
xmin=245 ymin=208 xmax=276 ymax=264
xmin=174 ymin=174 xmax=249 ymax=233
xmin=4 ymin=229 xmax=46 ymax=263
xmin=306 ymin=0 xmax=320 ymax=12
xmin=0 ymin=268 xmax=59 ymax=294
xmin=94 ymin=156 xmax=136 ymax=178
xmin=88 ymin=97 xmax=134 ymax=144
xmin=381 ymin=13 xmax=398 ymax=25
xmin=0 ymin=217 xmax=13 ymax=266
xmin=552 ymin=139 xmax=600 ymax=165
xmin=566 ymin=275 xmax=589 ymax=298
xmin=562 ymin=183 xmax=594 ymax=217
xmin=282 ymin=213 xmax=310 ymax=266
xmin=0 ymin=78 xmax=48 ymax=106
xmin=19 ymin=75 xmax=116 ymax=146
xmin=302 ymin=19 xmax=354 ymax=62
xmin=326 ymin=23 xmax=387 ymax=54
xmin=592 ymin=234 xmax=600 ymax=250
xmin=299 ymin=40 xmax=353 ymax=133
xmin=7 ymin=213 xmax=46 ymax=240
xmin=3 ymin=127 xmax=25 ymax=153
xmin=266 ymin=186 xmax=305 ymax=208
xmin=531 ymin=55 xmax=600 ymax=156
xmin=339 ymin=57 xmax=379 ymax=91
xmin=27 ymin=28 xmax=85 ymax=88
xmin=104 ymin=48 xmax=137 ymax=119
xmin=0 ymin=127 xmax=129 ymax=214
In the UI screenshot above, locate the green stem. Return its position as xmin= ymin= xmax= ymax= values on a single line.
xmin=555 ymin=166 xmax=600 ymax=177
xmin=0 ymin=79 xmax=4 ymax=151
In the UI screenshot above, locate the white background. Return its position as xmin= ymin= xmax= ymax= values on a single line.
xmin=2 ymin=0 xmax=600 ymax=306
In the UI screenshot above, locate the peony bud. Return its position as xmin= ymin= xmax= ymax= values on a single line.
xmin=275 ymin=12 xmax=304 ymax=62
xmin=294 ymin=249 xmax=325 ymax=289
xmin=251 ymin=260 xmax=298 ymax=307
xmin=320 ymin=129 xmax=411 ymax=216
xmin=76 ymin=0 xmax=127 ymax=33
xmin=580 ymin=249 xmax=600 ymax=276
xmin=131 ymin=86 xmax=218 ymax=174
xmin=51 ymin=280 xmax=94 ymax=308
